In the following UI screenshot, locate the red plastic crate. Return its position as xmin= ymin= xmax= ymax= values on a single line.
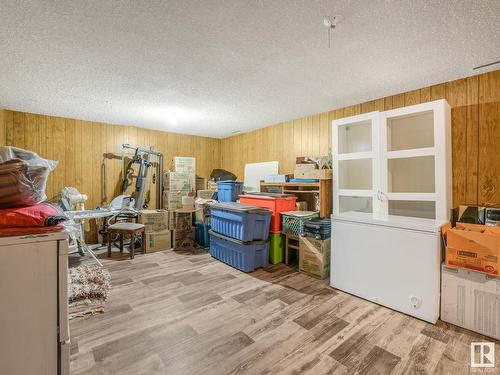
xmin=239 ymin=194 xmax=297 ymax=232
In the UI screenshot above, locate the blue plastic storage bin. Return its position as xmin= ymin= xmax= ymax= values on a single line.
xmin=216 ymin=181 xmax=243 ymax=202
xmin=194 ymin=222 xmax=211 ymax=248
xmin=209 ymin=231 xmax=269 ymax=272
xmin=210 ymin=203 xmax=272 ymax=241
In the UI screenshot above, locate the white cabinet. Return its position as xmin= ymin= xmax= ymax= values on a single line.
xmin=332 ymin=99 xmax=451 ymax=222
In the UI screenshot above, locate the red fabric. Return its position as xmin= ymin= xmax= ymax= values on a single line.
xmin=0 ymin=224 xmax=65 ymax=237
xmin=0 ymin=203 xmax=64 ymax=227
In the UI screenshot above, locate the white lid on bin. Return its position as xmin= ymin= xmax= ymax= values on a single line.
xmin=211 ymin=202 xmax=272 ymax=215
xmin=281 ymin=211 xmax=318 ymax=217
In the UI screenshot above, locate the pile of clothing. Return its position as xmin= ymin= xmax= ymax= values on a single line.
xmin=0 ymin=146 xmax=65 ymax=236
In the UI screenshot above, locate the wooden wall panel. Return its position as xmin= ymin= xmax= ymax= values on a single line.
xmin=4 ymin=111 xmax=222 ymax=210
xmin=478 ymin=70 xmax=500 ymax=206
xmin=221 ymin=70 xmax=500 ymax=207
xmin=0 ymin=109 xmax=6 ymax=145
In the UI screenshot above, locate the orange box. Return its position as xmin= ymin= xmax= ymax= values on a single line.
xmin=445 ymin=223 xmax=500 ymax=276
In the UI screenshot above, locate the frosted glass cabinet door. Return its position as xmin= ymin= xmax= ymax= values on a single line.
xmin=333 ymin=111 xmax=380 ymax=215
xmin=379 ymin=100 xmax=451 ymax=221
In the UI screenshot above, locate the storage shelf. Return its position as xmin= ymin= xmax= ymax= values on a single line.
xmin=337 ymin=151 xmax=374 ymax=161
xmin=338 ymin=189 xmax=373 ymax=197
xmin=385 ymin=192 xmax=437 ymax=201
xmin=386 ymin=147 xmax=435 ymax=159
xmin=283 ymin=190 xmax=320 ymax=194
xmin=260 ymin=180 xmax=332 ymax=217
xmin=260 ymin=182 xmax=320 ymax=187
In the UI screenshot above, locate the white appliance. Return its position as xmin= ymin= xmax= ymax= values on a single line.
xmin=0 ymin=232 xmax=70 ymax=375
xmin=441 ymin=264 xmax=500 ymax=340
xmin=331 ymin=212 xmax=444 ymax=323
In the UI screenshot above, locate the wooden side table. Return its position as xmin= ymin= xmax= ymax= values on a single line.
xmin=107 ymin=223 xmax=146 ymax=259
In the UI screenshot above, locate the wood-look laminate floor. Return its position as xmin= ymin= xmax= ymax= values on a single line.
xmin=70 ymin=250 xmax=500 ymax=375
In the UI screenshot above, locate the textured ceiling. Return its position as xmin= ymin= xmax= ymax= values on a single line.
xmin=1 ymin=1 xmax=499 ymax=138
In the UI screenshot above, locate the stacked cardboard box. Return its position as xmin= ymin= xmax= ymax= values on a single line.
xmin=163 ymin=157 xmax=196 ymax=210
xmin=173 ymin=157 xmax=196 ymax=174
xmin=293 ymin=156 xmax=332 ymax=180
xmin=172 ymin=210 xmax=195 ymax=250
xmin=196 ymin=176 xmax=208 ymax=191
xmin=441 ymin=221 xmax=500 ymax=339
xmin=138 ymin=210 xmax=172 ymax=253
xmin=443 ymin=222 xmax=500 ymax=276
xmin=298 ymin=236 xmax=331 ymax=279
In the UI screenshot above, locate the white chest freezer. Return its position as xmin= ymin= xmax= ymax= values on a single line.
xmin=331 ymin=212 xmax=446 ymax=323
xmin=0 ymin=231 xmax=70 ymax=375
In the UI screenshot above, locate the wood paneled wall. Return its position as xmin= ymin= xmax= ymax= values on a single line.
xmin=1 ymin=111 xmax=221 ymax=210
xmin=1 ymin=70 xmax=498 ymax=211
xmin=221 ymin=70 xmax=500 ymax=207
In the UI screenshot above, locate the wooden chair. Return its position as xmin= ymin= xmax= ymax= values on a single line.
xmin=107 ymin=223 xmax=145 ymax=259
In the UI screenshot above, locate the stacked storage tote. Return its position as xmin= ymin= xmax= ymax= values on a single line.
xmin=216 ymin=181 xmax=243 ymax=202
xmin=239 ymin=194 xmax=297 ymax=264
xmin=209 ymin=203 xmax=271 ymax=272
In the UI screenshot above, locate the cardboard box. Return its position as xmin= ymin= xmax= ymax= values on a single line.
xmin=174 ymin=211 xmax=193 ymax=231
xmin=138 ymin=210 xmax=169 ymax=232
xmin=295 ymin=163 xmax=317 ymax=170
xmin=167 ymin=210 xmax=176 ymax=230
xmin=196 ymin=176 xmax=208 ymax=191
xmin=163 ymin=171 xmax=195 ymax=191
xmin=173 ymin=157 xmax=196 ymax=174
xmin=197 ymin=189 xmax=216 ymax=200
xmin=296 ymin=156 xmax=332 ymax=169
xmin=207 ymin=180 xmax=218 ymax=191
xmin=144 ymin=230 xmax=172 ymax=253
xmin=299 ymin=236 xmax=331 ymax=279
xmin=445 ymin=223 xmax=500 ymax=276
xmin=163 ymin=190 xmax=189 ymax=210
xmin=296 ymin=201 xmax=308 ymax=211
xmin=441 ymin=264 xmax=500 ymax=340
xmin=173 ymin=229 xmax=195 ymax=250
xmin=294 ymin=169 xmax=332 ymax=180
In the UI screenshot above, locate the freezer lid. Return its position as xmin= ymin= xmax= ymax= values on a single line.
xmin=0 ymin=230 xmax=69 ymax=246
xmin=331 ymin=212 xmax=447 ymax=233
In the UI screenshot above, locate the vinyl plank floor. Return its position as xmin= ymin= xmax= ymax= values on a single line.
xmin=70 ymin=250 xmax=500 ymax=375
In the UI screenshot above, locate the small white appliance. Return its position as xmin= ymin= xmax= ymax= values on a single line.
xmin=0 ymin=232 xmax=70 ymax=375
xmin=331 ymin=212 xmax=444 ymax=323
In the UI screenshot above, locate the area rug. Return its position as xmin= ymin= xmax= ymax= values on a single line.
xmin=68 ymin=264 xmax=111 ymax=319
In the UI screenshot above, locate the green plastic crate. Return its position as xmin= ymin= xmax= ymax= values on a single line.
xmin=269 ymin=232 xmax=284 ymax=264
xmin=281 ymin=211 xmax=319 ymax=236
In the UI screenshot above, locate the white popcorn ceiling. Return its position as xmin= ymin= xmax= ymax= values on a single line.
xmin=0 ymin=1 xmax=499 ymax=138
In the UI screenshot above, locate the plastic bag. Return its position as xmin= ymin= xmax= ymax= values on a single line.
xmin=210 ymin=168 xmax=237 ymax=181
xmin=0 ymin=146 xmax=58 ymax=208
